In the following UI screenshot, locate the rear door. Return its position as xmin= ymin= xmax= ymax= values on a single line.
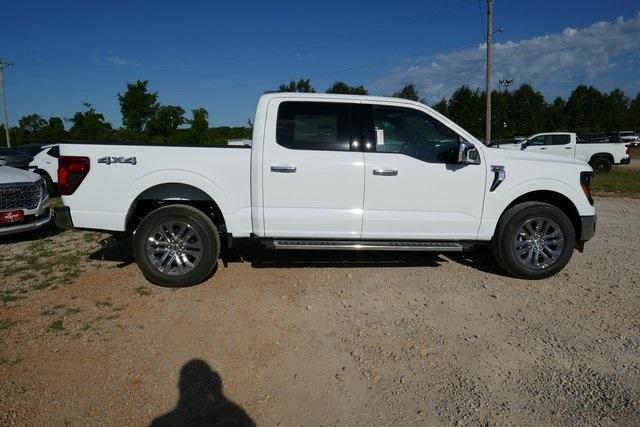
xmin=262 ymin=100 xmax=365 ymax=238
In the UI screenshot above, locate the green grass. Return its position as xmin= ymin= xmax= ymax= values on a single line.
xmin=0 ymin=318 xmax=16 ymax=331
xmin=592 ymin=168 xmax=640 ymax=198
xmin=48 ymin=320 xmax=64 ymax=332
xmin=134 ymin=286 xmax=151 ymax=296
xmin=0 ymin=290 xmax=22 ymax=304
xmin=95 ymin=300 xmax=113 ymax=308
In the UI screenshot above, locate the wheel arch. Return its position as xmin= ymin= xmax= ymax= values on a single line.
xmin=35 ymin=168 xmax=52 ymax=181
xmin=125 ymin=182 xmax=227 ymax=235
xmin=589 ymin=152 xmax=614 ymax=164
xmin=501 ymin=190 xmax=582 ymax=241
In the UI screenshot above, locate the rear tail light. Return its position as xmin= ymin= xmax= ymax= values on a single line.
xmin=580 ymin=171 xmax=594 ymax=206
xmin=58 ymin=156 xmax=90 ymax=195
xmin=626 ymin=144 xmax=631 ymax=155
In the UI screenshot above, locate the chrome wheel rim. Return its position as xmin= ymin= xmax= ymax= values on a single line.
xmin=513 ymin=217 xmax=565 ymax=270
xmin=145 ymin=221 xmax=203 ymax=276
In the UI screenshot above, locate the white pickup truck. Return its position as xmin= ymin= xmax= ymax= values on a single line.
xmin=55 ymin=93 xmax=596 ymax=286
xmin=497 ymin=132 xmax=630 ymax=172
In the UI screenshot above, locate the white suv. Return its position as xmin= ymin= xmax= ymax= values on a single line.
xmin=0 ymin=165 xmax=51 ymax=236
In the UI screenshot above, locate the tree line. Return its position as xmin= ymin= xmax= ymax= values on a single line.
xmin=2 ymin=79 xmax=639 ymax=147
xmin=3 ymin=80 xmax=253 ymax=147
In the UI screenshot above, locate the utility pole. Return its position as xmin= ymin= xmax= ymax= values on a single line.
xmin=0 ymin=59 xmax=13 ymax=148
xmin=484 ymin=0 xmax=493 ymax=145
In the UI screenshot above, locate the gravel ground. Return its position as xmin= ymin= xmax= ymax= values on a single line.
xmin=1 ymin=196 xmax=639 ymax=425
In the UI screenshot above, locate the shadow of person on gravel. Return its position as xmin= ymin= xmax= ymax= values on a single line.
xmin=150 ymin=359 xmax=255 ymax=427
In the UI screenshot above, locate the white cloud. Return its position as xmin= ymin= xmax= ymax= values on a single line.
xmin=375 ymin=12 xmax=640 ymax=102
xmin=105 ymin=56 xmax=137 ymax=66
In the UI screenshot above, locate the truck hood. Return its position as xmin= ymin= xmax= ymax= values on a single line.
xmin=484 ymin=145 xmax=589 ymax=168
xmin=0 ymin=165 xmax=41 ymax=184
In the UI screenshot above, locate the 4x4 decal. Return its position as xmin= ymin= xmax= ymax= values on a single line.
xmin=98 ymin=156 xmax=137 ymax=165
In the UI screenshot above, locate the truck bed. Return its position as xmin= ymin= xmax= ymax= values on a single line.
xmin=58 ymin=141 xmax=252 ymax=234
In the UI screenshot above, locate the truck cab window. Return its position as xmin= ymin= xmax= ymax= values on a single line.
xmin=276 ymin=101 xmax=350 ymax=151
xmin=372 ymin=106 xmax=461 ymax=163
xmin=526 ymin=135 xmax=546 ymax=146
xmin=550 ymin=135 xmax=570 ymax=145
xmin=528 ymin=135 xmax=570 ymax=146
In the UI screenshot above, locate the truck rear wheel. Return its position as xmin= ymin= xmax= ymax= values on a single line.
xmin=491 ymin=202 xmax=575 ymax=279
xmin=133 ymin=204 xmax=220 ymax=287
xmin=590 ymin=156 xmax=612 ymax=173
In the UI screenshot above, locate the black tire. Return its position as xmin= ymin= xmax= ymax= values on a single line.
xmin=590 ymin=156 xmax=612 ymax=173
xmin=133 ymin=204 xmax=220 ymax=287
xmin=491 ymin=202 xmax=575 ymax=279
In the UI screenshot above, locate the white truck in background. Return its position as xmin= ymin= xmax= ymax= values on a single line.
xmin=54 ymin=93 xmax=596 ymax=286
xmin=498 ymin=132 xmax=630 ymax=172
xmin=29 ymin=145 xmax=60 ymax=196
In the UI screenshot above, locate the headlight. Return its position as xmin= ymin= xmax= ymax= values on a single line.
xmin=38 ymin=177 xmax=48 ymax=200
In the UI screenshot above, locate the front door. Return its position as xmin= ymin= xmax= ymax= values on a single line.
xmin=262 ymin=100 xmax=365 ymax=238
xmin=362 ymin=105 xmax=486 ymax=240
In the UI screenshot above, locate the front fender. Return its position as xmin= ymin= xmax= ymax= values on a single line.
xmin=477 ymin=178 xmax=594 ymax=240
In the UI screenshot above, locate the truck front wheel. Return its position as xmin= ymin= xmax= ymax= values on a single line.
xmin=491 ymin=202 xmax=576 ymax=279
xmin=133 ymin=205 xmax=220 ymax=287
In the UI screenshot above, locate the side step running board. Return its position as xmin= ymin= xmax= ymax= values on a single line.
xmin=269 ymin=239 xmax=469 ymax=252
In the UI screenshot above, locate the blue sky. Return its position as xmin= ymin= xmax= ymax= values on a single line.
xmin=2 ymin=0 xmax=639 ymax=128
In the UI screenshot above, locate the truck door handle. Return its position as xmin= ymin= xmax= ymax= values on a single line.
xmin=565 ymin=147 xmax=572 ymax=149
xmin=539 ymin=147 xmax=547 ymax=150
xmin=271 ymin=165 xmax=297 ymax=173
xmin=373 ymin=168 xmax=398 ymax=176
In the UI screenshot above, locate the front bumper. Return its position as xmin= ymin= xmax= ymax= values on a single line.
xmin=0 ymin=207 xmax=51 ymax=236
xmin=580 ymin=215 xmax=596 ymax=242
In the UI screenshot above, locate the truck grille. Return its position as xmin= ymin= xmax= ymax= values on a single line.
xmin=0 ymin=182 xmax=42 ymax=211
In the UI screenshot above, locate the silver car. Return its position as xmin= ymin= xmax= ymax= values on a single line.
xmin=0 ymin=165 xmax=51 ymax=236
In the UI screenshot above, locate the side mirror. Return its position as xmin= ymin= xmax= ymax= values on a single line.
xmin=458 ymin=141 xmax=480 ymax=164
xmin=520 ymin=142 xmax=527 ymax=150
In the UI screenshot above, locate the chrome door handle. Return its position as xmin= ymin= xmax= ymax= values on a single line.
xmin=373 ymin=168 xmax=398 ymax=176
xmin=271 ymin=165 xmax=297 ymax=173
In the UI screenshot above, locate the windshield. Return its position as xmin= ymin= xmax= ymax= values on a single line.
xmin=620 ymin=132 xmax=635 ymax=136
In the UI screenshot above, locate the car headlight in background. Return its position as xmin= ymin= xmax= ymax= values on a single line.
xmin=38 ymin=177 xmax=48 ymax=200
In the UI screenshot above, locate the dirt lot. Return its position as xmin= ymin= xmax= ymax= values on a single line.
xmin=1 ymin=196 xmax=639 ymax=425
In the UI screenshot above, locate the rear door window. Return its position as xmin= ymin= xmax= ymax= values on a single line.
xmin=550 ymin=135 xmax=570 ymax=145
xmin=276 ymin=102 xmax=351 ymax=151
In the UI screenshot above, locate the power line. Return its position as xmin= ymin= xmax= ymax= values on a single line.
xmin=14 ymin=39 xmax=481 ymax=94
xmin=477 ymin=0 xmax=486 ymax=40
